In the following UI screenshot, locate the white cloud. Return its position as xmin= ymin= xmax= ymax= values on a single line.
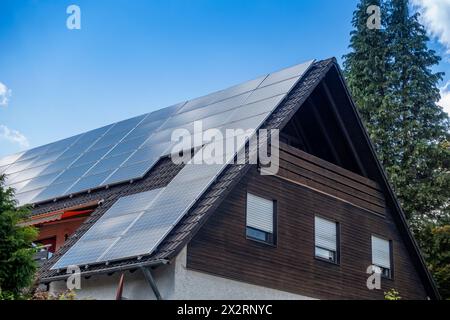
xmin=439 ymin=81 xmax=450 ymax=115
xmin=0 ymin=125 xmax=29 ymax=148
xmin=412 ymin=0 xmax=450 ymax=53
xmin=0 ymin=82 xmax=12 ymax=107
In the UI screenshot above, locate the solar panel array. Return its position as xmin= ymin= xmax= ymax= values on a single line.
xmin=0 ymin=61 xmax=313 ymax=207
xmin=53 ymin=138 xmax=249 ymax=269
xmin=51 ymin=60 xmax=314 ymax=269
xmin=52 ymin=188 xmax=165 ymax=268
xmin=0 ymin=103 xmax=184 ymax=206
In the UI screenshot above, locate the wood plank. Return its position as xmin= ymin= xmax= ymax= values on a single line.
xmin=275 ymin=167 xmax=385 ymax=215
xmin=280 ymin=142 xmax=381 ymax=190
xmin=278 ymin=158 xmax=385 ymax=207
xmin=278 ymin=149 xmax=384 ymax=200
xmin=187 ymin=169 xmax=428 ymax=300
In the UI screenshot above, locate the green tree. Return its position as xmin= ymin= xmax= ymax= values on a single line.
xmin=345 ymin=0 xmax=450 ymax=221
xmin=384 ymin=0 xmax=450 ymax=221
xmin=0 ymin=174 xmax=37 ymax=299
xmin=344 ymin=0 xmax=450 ymax=298
xmin=343 ymin=0 xmax=396 ymax=167
xmin=414 ymin=219 xmax=450 ymax=299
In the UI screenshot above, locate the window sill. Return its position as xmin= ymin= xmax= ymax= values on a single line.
xmin=246 ymin=236 xmax=277 ymax=248
xmin=381 ymin=274 xmax=394 ymax=281
xmin=314 ymin=256 xmax=340 ymax=266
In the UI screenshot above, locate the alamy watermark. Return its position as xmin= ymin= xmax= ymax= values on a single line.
xmin=366 ymin=265 xmax=382 ymax=290
xmin=66 ymin=265 xmax=81 ymax=290
xmin=66 ymin=4 xmax=81 ymax=30
xmin=367 ymin=5 xmax=381 ymax=30
xmin=169 ymin=121 xmax=280 ymax=175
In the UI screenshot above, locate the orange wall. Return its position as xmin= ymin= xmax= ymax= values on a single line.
xmin=37 ymin=217 xmax=87 ymax=251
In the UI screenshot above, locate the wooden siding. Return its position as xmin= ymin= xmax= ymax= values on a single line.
xmin=275 ymin=143 xmax=386 ymax=216
xmin=186 ymin=145 xmax=428 ymax=300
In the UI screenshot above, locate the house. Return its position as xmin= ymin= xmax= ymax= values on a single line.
xmin=0 ymin=58 xmax=440 ymax=300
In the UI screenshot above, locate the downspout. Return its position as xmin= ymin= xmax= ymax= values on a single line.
xmin=140 ymin=266 xmax=162 ymax=300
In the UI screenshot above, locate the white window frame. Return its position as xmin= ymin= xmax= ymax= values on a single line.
xmin=371 ymin=235 xmax=392 ymax=278
xmin=314 ymin=216 xmax=339 ymax=264
xmin=246 ymin=193 xmax=275 ymax=245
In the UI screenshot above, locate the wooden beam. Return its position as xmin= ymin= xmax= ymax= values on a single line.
xmin=286 ymin=115 xmax=306 ymax=149
xmin=292 ymin=114 xmax=312 ymax=153
xmin=307 ymin=97 xmax=343 ymax=166
xmin=321 ymin=81 xmax=368 ymax=177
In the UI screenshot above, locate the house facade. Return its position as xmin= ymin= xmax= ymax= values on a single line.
xmin=1 ymin=58 xmax=439 ymax=299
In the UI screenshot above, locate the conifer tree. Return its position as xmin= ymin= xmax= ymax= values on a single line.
xmin=343 ymin=0 xmax=395 ymax=167
xmin=344 ymin=0 xmax=450 ymax=297
xmin=344 ymin=0 xmax=450 ymax=222
xmin=384 ymin=0 xmax=450 ymax=221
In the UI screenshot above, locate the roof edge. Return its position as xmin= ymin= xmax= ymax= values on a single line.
xmin=40 ymin=259 xmax=169 ymax=284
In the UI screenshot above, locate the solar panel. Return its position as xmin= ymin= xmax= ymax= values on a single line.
xmin=19 ymin=172 xmax=60 ymax=194
xmin=51 ymin=187 xmax=165 ymax=269
xmin=38 ymin=155 xmax=78 ymax=176
xmin=86 ymin=153 xmax=132 ymax=176
xmin=178 ymin=76 xmax=265 ymax=114
xmin=96 ymin=161 xmax=225 ymax=262
xmin=102 ymin=159 xmax=158 ymax=186
xmin=107 ymin=135 xmax=148 ymax=158
xmin=226 ymin=95 xmax=286 ymax=124
xmin=69 ymin=147 xmax=111 ymax=168
xmin=32 ymin=181 xmax=75 ymax=203
xmin=245 ymin=77 xmax=300 ymax=104
xmin=258 ymin=61 xmax=313 ymax=87
xmin=6 ymin=164 xmax=49 ymax=185
xmin=1 ymin=60 xmax=314 ymax=206
xmin=65 ymin=171 xmax=113 ymax=195
xmin=0 ymin=152 xmax=25 ymax=167
xmin=122 ymin=141 xmax=172 ymax=166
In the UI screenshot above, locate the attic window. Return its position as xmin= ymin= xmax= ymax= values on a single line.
xmin=246 ymin=193 xmax=276 ymax=245
xmin=371 ymin=235 xmax=392 ymax=278
xmin=315 ymin=216 xmax=339 ymax=264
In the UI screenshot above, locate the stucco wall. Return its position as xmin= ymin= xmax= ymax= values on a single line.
xmin=49 ymin=246 xmax=314 ymax=300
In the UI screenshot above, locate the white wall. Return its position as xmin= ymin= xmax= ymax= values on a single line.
xmin=49 ymin=246 xmax=315 ymax=300
xmin=170 ymin=247 xmax=314 ymax=300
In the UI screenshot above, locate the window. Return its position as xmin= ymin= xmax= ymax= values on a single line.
xmin=371 ymin=235 xmax=392 ymax=278
xmin=315 ymin=216 xmax=338 ymax=263
xmin=246 ymin=193 xmax=275 ymax=244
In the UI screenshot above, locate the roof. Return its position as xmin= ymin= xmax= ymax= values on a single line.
xmin=8 ymin=58 xmax=439 ymax=299
xmin=0 ymin=60 xmax=313 ymax=207
xmin=35 ymin=59 xmax=330 ymax=279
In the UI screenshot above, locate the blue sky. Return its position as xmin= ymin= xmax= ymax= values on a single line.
xmin=1 ymin=0 xmax=449 ymax=157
